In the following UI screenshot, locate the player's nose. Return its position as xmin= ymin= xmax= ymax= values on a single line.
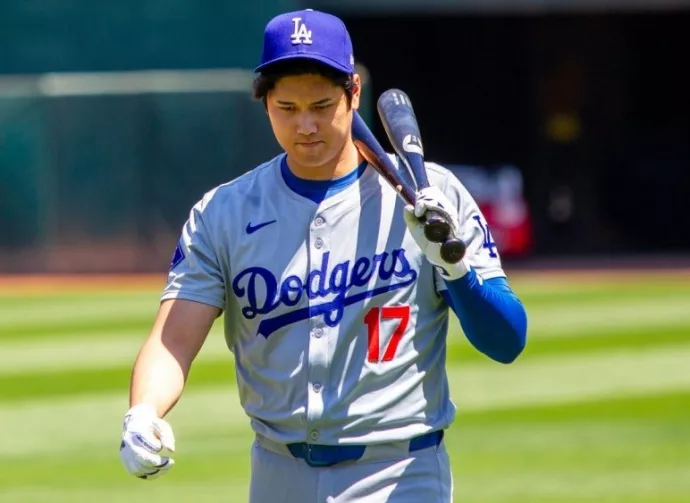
xmin=295 ymin=112 xmax=318 ymax=136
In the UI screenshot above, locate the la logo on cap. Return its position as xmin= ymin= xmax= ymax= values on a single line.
xmin=291 ymin=17 xmax=312 ymax=45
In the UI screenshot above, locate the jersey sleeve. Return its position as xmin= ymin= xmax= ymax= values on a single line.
xmin=161 ymin=194 xmax=226 ymax=310
xmin=431 ymin=164 xmax=506 ymax=292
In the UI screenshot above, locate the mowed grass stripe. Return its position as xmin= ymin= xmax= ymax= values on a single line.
xmin=0 ymin=355 xmax=236 ymax=402
xmin=523 ymin=296 xmax=690 ymax=338
xmin=0 ymin=485 xmax=251 ymax=503
xmin=0 ymin=301 xmax=160 ymax=339
xmin=505 ymin=270 xmax=690 ymax=293
xmin=0 ymin=289 xmax=160 ymax=306
xmin=0 ymin=326 xmax=227 ymax=376
xmin=445 ymin=342 xmax=690 ymax=412
xmin=499 ymin=323 xmax=690 ymax=358
xmin=512 ymin=280 xmax=690 ymax=305
xmin=1 ymin=317 xmax=157 ymax=340
xmin=0 ymin=330 xmax=152 ymax=369
xmin=457 ymin=388 xmax=690 ymax=424
xmin=0 ymin=483 xmax=254 ymax=503
xmin=451 ymin=466 xmax=690 ymax=503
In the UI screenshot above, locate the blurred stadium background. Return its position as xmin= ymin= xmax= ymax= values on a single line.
xmin=1 ymin=1 xmax=688 ymax=502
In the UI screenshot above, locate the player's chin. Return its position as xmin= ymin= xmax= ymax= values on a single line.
xmin=292 ymin=144 xmax=330 ymax=165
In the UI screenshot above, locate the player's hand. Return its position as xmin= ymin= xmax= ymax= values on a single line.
xmin=119 ymin=403 xmax=176 ymax=480
xmin=404 ymin=186 xmax=470 ymax=280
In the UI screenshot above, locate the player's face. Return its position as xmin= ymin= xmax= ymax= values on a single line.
xmin=266 ymin=73 xmax=361 ymax=175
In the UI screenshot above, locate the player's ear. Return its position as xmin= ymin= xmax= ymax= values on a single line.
xmin=350 ymin=73 xmax=361 ymax=111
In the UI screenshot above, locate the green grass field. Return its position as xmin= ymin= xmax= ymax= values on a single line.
xmin=1 ymin=270 xmax=689 ymax=503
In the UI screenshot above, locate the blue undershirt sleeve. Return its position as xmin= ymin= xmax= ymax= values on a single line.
xmin=440 ymin=271 xmax=527 ymax=364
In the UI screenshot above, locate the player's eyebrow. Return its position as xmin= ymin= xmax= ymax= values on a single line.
xmin=276 ymin=98 xmax=334 ymax=106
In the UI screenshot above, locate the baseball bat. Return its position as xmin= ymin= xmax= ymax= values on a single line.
xmin=376 ymin=89 xmax=466 ymax=264
xmin=352 ymin=111 xmax=464 ymax=264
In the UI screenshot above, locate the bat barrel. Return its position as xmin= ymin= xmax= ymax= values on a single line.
xmin=377 ymin=89 xmax=430 ymax=188
xmin=377 ymin=90 xmax=419 ymax=150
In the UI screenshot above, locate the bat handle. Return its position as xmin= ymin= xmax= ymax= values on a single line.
xmin=440 ymin=237 xmax=467 ymax=264
xmin=423 ymin=211 xmax=451 ymax=243
xmin=420 ymin=206 xmax=466 ymax=263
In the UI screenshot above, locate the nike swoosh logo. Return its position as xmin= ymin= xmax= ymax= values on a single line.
xmin=246 ymin=220 xmax=277 ymax=234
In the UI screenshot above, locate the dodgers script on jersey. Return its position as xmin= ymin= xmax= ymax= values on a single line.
xmin=162 ymin=154 xmax=505 ymax=445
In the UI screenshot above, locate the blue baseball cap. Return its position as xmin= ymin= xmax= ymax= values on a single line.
xmin=255 ymin=9 xmax=355 ymax=74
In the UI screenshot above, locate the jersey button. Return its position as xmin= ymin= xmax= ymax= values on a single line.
xmin=313 ymin=382 xmax=322 ymax=393
xmin=314 ymin=217 xmax=324 ymax=227
xmin=309 ymin=430 xmax=320 ymax=441
xmin=315 ymin=238 xmax=324 ymax=249
xmin=313 ymin=328 xmax=323 ymax=338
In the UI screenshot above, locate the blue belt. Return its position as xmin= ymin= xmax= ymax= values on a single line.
xmin=286 ymin=430 xmax=444 ymax=468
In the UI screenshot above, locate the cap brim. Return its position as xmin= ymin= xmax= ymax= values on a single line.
xmin=254 ymin=53 xmax=352 ymax=74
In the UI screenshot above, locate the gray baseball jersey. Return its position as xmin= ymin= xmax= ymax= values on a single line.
xmin=162 ymin=153 xmax=505 ymax=445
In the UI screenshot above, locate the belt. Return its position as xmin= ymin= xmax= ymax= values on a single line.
xmin=285 ymin=430 xmax=444 ymax=468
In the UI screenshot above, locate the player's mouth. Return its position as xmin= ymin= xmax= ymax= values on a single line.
xmin=296 ymin=141 xmax=324 ymax=149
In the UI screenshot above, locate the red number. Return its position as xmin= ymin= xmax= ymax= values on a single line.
xmin=364 ymin=305 xmax=411 ymax=363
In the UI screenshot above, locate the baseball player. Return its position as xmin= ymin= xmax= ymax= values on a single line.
xmin=119 ymin=9 xmax=528 ymax=503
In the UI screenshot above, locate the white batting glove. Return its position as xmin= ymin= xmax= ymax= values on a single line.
xmin=119 ymin=403 xmax=176 ymax=480
xmin=404 ymin=186 xmax=471 ymax=281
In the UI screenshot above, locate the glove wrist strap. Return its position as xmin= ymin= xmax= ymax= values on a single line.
xmin=435 ymin=258 xmax=471 ymax=281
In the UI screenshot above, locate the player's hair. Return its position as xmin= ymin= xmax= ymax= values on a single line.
xmin=252 ymin=59 xmax=355 ymax=109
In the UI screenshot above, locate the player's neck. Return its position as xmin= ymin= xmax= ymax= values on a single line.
xmin=287 ymin=141 xmax=363 ymax=181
